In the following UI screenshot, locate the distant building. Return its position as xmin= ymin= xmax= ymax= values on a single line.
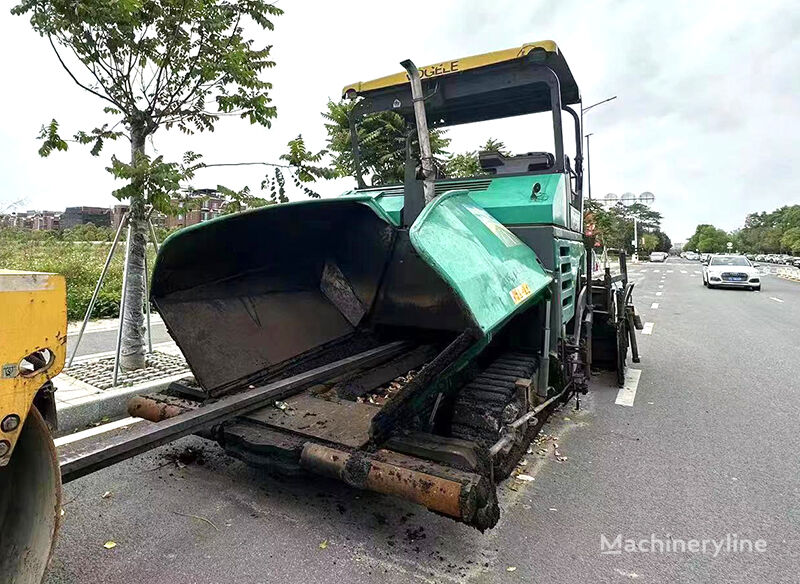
xmin=111 ymin=205 xmax=128 ymax=231
xmin=165 ymin=190 xmax=225 ymax=229
xmin=31 ymin=211 xmax=60 ymax=230
xmin=111 ymin=204 xmax=167 ymax=231
xmin=0 ymin=211 xmax=32 ymax=228
xmin=61 ymin=206 xmax=111 ymax=229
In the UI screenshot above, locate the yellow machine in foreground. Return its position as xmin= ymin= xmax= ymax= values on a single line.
xmin=0 ymin=270 xmax=66 ymax=584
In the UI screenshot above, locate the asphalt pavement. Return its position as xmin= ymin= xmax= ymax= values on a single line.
xmin=67 ymin=322 xmax=172 ymax=360
xmin=46 ymin=258 xmax=800 ymax=583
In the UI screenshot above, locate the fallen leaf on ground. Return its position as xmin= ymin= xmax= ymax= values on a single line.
xmin=103 ymin=541 xmax=117 ymax=549
xmin=506 ymin=566 xmax=517 ymax=572
xmin=101 ymin=491 xmax=112 ymax=499
xmin=319 ymin=540 xmax=329 ymax=549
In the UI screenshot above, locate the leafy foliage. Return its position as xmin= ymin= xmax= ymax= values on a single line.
xmin=442 ymin=138 xmax=510 ymax=178
xmin=584 ymin=200 xmax=671 ymax=253
xmin=734 ymin=205 xmax=800 ymax=254
xmin=321 ymin=99 xmax=450 ymax=186
xmin=13 ymin=0 xmax=283 ymax=212
xmin=684 ymin=224 xmax=731 ymax=253
xmin=0 ymin=228 xmax=157 ymax=320
xmin=444 ymin=152 xmax=484 ymax=178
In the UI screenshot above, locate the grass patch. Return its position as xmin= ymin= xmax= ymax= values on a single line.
xmin=0 ymin=232 xmax=156 ymax=321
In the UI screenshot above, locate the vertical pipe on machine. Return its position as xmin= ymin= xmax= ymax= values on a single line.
xmin=400 ymin=60 xmax=436 ymax=204
xmin=537 ymin=293 xmax=552 ymax=399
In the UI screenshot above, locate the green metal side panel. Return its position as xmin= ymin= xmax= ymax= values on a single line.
xmin=409 ymin=190 xmax=552 ymax=338
xmin=554 ymin=239 xmax=585 ymax=324
xmin=343 ymin=173 xmax=572 ymax=230
xmin=468 ymin=174 xmax=568 ymax=228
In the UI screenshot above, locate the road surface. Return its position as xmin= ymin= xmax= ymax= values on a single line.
xmin=46 ymin=258 xmax=799 ymax=583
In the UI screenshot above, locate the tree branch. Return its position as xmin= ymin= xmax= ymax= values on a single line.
xmin=200 ymin=161 xmax=293 ymax=170
xmin=47 ymin=35 xmax=124 ymax=110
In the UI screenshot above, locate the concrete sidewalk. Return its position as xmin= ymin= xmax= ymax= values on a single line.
xmin=54 ymin=339 xmax=190 ymax=436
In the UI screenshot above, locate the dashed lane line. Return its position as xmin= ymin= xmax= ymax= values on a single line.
xmin=769 ymin=297 xmax=784 ymax=303
xmin=651 ymin=302 xmax=660 ymax=309
xmin=616 ymin=368 xmax=642 ymax=407
xmin=656 ymin=292 xmax=662 ymax=296
xmin=681 ymin=270 xmax=688 ymax=274
xmin=642 ymin=322 xmax=654 ymax=335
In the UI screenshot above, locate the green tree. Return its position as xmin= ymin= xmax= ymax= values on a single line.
xmin=584 ymin=200 xmax=670 ymax=255
xmin=653 ymin=230 xmax=672 ymax=253
xmin=782 ymin=227 xmax=800 ymax=254
xmin=444 ymin=152 xmax=483 ymax=178
xmin=737 ymin=205 xmax=800 ymax=253
xmin=685 ymin=224 xmax=730 ymax=253
xmin=320 ymin=99 xmax=450 ymax=187
xmin=640 ymin=233 xmax=659 ymax=253
xmin=14 ymin=0 xmax=282 ymax=370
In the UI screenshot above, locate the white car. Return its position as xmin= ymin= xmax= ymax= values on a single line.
xmin=649 ymin=251 xmax=668 ymax=262
xmin=703 ymin=255 xmax=761 ymax=291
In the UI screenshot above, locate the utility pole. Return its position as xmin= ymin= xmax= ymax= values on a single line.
xmin=581 ymin=96 xmax=617 ymax=202
xmin=585 ymin=133 xmax=593 ymax=200
xmin=633 ymin=217 xmax=639 ymax=263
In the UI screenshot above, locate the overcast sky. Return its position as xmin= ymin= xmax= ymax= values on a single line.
xmin=1 ymin=0 xmax=798 ymax=241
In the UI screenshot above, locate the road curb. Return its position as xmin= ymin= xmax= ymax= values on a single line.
xmin=55 ymin=373 xmax=188 ymax=437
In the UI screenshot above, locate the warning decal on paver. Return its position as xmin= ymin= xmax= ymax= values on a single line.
xmin=510 ymin=283 xmax=532 ymax=305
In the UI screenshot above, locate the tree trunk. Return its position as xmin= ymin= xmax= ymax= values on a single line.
xmin=119 ymin=123 xmax=148 ymax=371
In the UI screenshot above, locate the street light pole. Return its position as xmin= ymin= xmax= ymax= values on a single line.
xmin=585 ymin=133 xmax=593 ymax=200
xmin=581 ymin=96 xmax=617 ymax=202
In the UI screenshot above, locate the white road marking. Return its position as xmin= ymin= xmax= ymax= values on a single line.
xmin=642 ymin=322 xmax=654 ymax=334
xmin=640 ymin=269 xmax=648 ymax=273
xmin=658 ymin=285 xmax=664 ymax=288
xmin=616 ymin=368 xmax=642 ymax=407
xmin=653 ymin=269 xmax=660 ymax=273
xmin=656 ymin=291 xmax=662 ymax=296
xmin=54 ymin=416 xmax=145 ymax=447
xmin=667 ymin=270 xmax=674 ymax=273
xmin=651 ymin=302 xmax=659 ymax=309
xmin=694 ymin=271 xmax=701 ymax=274
xmin=769 ymin=297 xmax=784 ymax=303
xmin=681 ymin=270 xmax=688 ymax=274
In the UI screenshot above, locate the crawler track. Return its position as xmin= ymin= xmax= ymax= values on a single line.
xmin=450 ymin=352 xmax=541 ymax=478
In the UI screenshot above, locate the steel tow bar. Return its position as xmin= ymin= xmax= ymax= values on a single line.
xmin=59 ymin=341 xmax=410 ymax=483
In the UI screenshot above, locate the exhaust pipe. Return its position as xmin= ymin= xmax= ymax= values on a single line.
xmin=400 ymin=59 xmax=436 ymax=204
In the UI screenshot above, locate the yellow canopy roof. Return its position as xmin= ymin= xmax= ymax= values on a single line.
xmin=342 ymin=41 xmax=560 ymax=98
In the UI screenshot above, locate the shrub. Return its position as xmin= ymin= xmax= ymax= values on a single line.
xmin=0 ymin=231 xmax=155 ymax=320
